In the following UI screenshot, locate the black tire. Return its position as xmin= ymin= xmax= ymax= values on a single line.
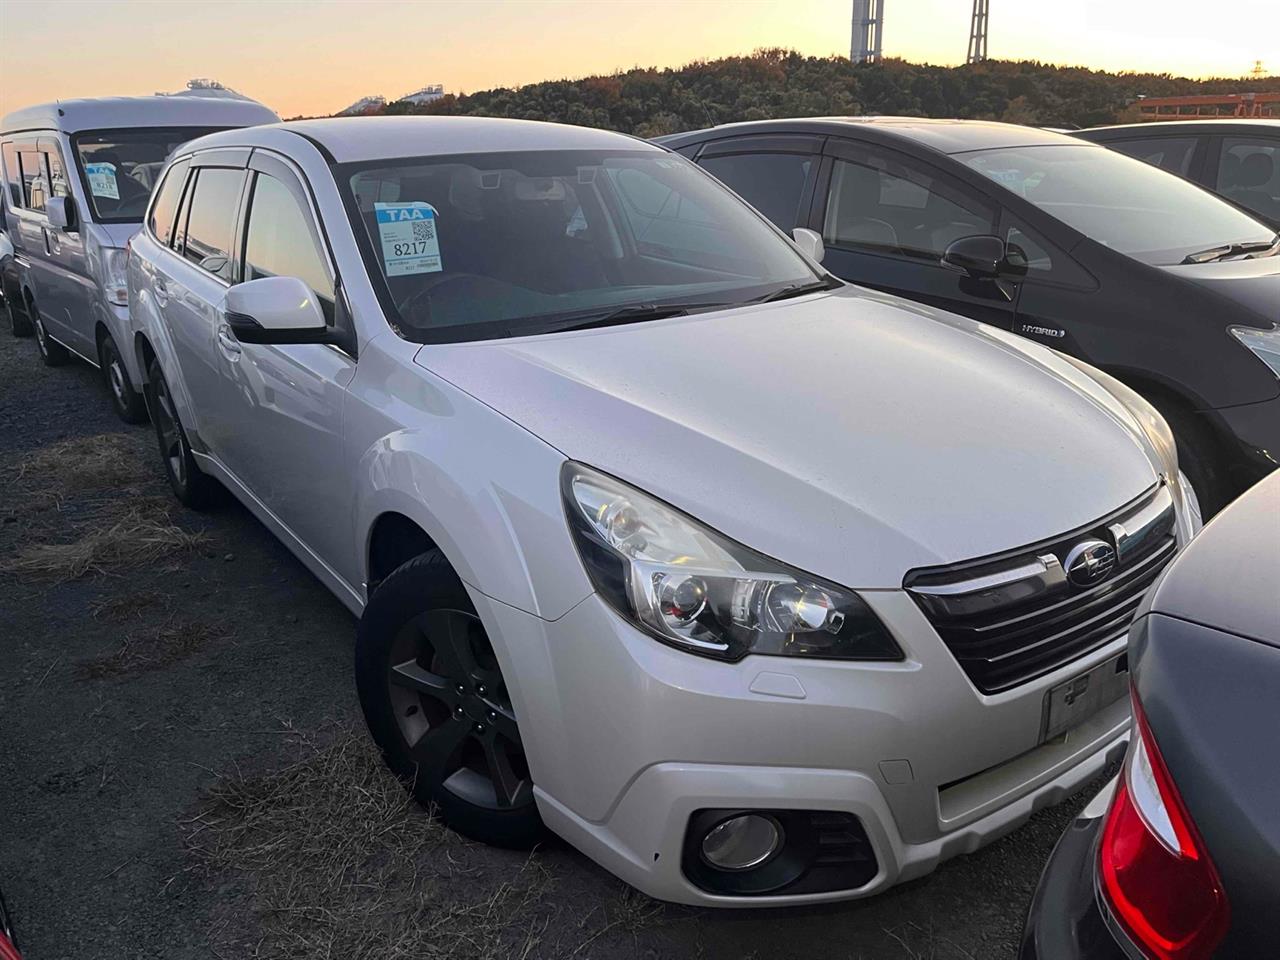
xmin=6 ymin=285 xmax=32 ymax=337
xmin=99 ymin=332 xmax=148 ymax=424
xmin=356 ymin=551 xmax=543 ymax=849
xmin=144 ymin=356 xmax=222 ymax=510
xmin=31 ymin=296 xmax=69 ymax=366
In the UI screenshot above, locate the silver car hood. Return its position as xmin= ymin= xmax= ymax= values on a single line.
xmin=415 ymin=286 xmax=1158 ymax=589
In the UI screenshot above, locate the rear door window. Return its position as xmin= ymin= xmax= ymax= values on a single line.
xmin=181 ymin=167 xmax=244 ymax=281
xmin=2 ymin=141 xmax=23 ymax=208
xmin=1104 ymin=136 xmax=1198 ymax=177
xmin=698 ymin=152 xmax=814 ymax=231
xmin=1215 ymin=137 xmax=1280 ymax=224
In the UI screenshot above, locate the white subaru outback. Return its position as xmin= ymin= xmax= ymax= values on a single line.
xmin=126 ymin=116 xmax=1196 ymax=907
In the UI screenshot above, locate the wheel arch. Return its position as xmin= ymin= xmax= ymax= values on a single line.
xmin=352 ymin=430 xmax=591 ymax=621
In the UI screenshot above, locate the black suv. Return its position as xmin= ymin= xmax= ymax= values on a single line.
xmin=1077 ymin=119 xmax=1280 ymax=228
xmin=658 ymin=118 xmax=1280 ymax=515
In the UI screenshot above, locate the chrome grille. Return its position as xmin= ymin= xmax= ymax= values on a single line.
xmin=906 ymin=483 xmax=1178 ymax=694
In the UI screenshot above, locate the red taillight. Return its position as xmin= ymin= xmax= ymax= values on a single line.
xmin=0 ymin=930 xmax=20 ymax=960
xmin=1098 ymin=691 xmax=1229 ymax=960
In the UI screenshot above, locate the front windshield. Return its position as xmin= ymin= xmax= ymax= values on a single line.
xmin=73 ymin=127 xmax=226 ymax=222
xmin=339 ymin=149 xmax=820 ymax=342
xmin=959 ymin=144 xmax=1275 ymax=265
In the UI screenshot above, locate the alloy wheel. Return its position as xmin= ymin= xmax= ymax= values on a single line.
xmin=109 ymin=356 xmax=126 ymax=401
xmin=151 ymin=374 xmax=187 ymax=486
xmin=386 ymin=608 xmax=532 ymax=811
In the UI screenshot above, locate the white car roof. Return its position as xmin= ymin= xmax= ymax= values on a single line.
xmin=1 ymin=96 xmax=280 ymax=136
xmin=182 ymin=116 xmax=659 ymax=164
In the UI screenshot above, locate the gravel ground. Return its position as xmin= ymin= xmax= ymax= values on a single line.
xmin=0 ymin=322 xmax=1104 ymax=959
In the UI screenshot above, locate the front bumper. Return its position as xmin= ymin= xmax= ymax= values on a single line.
xmin=1020 ymin=779 xmax=1127 ymax=960
xmin=474 ymin=588 xmax=1132 ymax=907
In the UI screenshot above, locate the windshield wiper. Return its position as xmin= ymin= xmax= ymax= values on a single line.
xmin=745 ymin=277 xmax=843 ymax=304
xmin=1180 ymin=234 xmax=1280 ymax=264
xmin=533 ymin=302 xmax=701 ymax=334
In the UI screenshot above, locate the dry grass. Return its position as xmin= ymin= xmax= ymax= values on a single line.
xmin=2 ymin=433 xmax=208 ymax=581
xmin=90 ymin=589 xmax=174 ymax=622
xmin=77 ymin=616 xmax=228 ymax=680
xmin=182 ymin=723 xmax=592 ymax=960
xmin=13 ymin=432 xmax=152 ymax=497
xmin=2 ymin=505 xmax=207 ymax=581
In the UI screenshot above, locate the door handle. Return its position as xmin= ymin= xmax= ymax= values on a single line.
xmin=216 ymin=323 xmax=242 ymax=359
xmin=154 ymin=276 xmax=170 ymax=305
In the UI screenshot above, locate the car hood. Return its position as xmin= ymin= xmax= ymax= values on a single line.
xmin=414 ymin=287 xmax=1159 ymax=589
xmin=94 ymin=223 xmax=143 ymax=248
xmin=1157 ymin=254 xmax=1280 ymax=324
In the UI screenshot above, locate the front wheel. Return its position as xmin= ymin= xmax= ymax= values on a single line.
xmin=100 ymin=332 xmax=148 ymax=424
xmin=355 ymin=551 xmax=542 ymax=849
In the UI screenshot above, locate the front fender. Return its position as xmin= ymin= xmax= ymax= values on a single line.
xmin=349 ymin=366 xmax=593 ymax=622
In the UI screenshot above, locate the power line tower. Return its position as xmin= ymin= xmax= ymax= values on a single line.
xmin=851 ymin=0 xmax=884 ymax=64
xmin=1252 ymin=60 xmax=1266 ymax=80
xmin=967 ymin=0 xmax=989 ymax=64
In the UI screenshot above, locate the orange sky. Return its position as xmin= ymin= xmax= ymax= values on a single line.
xmin=1 ymin=0 xmax=1276 ymax=118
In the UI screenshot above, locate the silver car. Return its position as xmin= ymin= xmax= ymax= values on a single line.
xmin=0 ymin=95 xmax=278 ymax=420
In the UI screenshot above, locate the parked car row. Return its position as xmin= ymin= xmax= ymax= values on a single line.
xmin=1 ymin=100 xmax=1276 ymax=950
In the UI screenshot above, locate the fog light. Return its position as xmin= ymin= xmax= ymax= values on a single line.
xmin=700 ymin=814 xmax=782 ymax=871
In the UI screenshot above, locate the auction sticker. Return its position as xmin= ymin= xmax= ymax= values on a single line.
xmin=85 ymin=162 xmax=120 ymax=200
xmin=374 ymin=201 xmax=442 ymax=276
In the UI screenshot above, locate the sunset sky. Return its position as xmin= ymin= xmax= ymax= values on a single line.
xmin=1 ymin=0 xmax=1276 ymax=118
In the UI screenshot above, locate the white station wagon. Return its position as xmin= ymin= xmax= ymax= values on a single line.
xmin=126 ymin=116 xmax=1196 ymax=906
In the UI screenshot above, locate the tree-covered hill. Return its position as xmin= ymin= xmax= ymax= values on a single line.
xmin=379 ymin=49 xmax=1280 ymax=135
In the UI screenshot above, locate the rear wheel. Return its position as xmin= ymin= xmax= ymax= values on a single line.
xmin=99 ymin=332 xmax=148 ymax=424
xmin=6 ymin=285 xmax=32 ymax=337
xmin=356 ymin=551 xmax=542 ymax=849
xmin=145 ymin=356 xmax=222 ymax=510
xmin=31 ymin=296 xmax=69 ymax=367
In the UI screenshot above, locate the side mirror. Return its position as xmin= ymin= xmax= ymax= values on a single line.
xmin=941 ymin=234 xmax=1009 ymax=280
xmin=221 ymin=276 xmax=328 ymax=344
xmin=46 ymin=196 xmax=77 ymax=232
xmin=791 ymin=227 xmax=825 ymax=264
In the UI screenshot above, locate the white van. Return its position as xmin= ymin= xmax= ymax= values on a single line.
xmin=0 ymin=96 xmax=278 ymax=421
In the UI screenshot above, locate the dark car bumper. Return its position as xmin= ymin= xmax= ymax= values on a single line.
xmin=1020 ymin=780 xmax=1128 ymax=960
xmin=1208 ymin=394 xmax=1280 ymax=497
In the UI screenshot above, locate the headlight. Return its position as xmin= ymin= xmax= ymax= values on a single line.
xmin=1230 ymin=324 xmax=1280 ymax=379
xmin=103 ymin=247 xmax=128 ymax=306
xmin=561 ymin=463 xmax=901 ymax=662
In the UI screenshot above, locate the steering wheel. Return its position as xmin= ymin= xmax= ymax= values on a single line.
xmin=399 ymin=273 xmax=489 ymax=325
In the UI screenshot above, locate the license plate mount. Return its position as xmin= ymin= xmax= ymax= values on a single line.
xmin=1040 ymin=653 xmax=1129 ymax=743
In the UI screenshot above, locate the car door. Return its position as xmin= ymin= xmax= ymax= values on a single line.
xmin=161 ymin=152 xmax=249 ymax=448
xmin=210 ymin=150 xmax=355 ymax=571
xmin=809 ymin=139 xmax=1017 ymax=329
xmin=1091 ymin=133 xmax=1206 ymax=183
xmin=1000 ymin=209 xmax=1101 ymax=351
xmin=37 ymin=136 xmax=96 ymax=357
xmin=1205 ymin=134 xmax=1280 ymax=228
xmin=6 ymin=136 xmax=64 ymax=332
xmin=692 ymin=135 xmax=822 ymax=232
